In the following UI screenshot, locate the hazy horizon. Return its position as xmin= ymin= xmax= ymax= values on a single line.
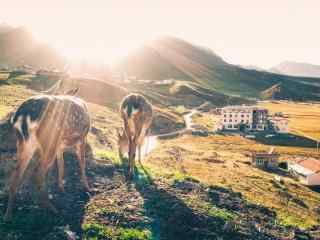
xmin=1 ymin=0 xmax=320 ymax=68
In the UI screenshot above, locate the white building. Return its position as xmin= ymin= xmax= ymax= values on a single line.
xmin=270 ymin=117 xmax=289 ymax=133
xmin=288 ymin=159 xmax=320 ymax=186
xmin=219 ymin=106 xmax=268 ymax=131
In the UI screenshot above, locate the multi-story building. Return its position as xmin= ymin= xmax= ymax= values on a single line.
xmin=219 ymin=106 xmax=268 ymax=131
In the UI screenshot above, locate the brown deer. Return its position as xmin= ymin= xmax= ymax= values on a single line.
xmin=4 ymin=90 xmax=91 ymax=221
xmin=118 ymin=94 xmax=153 ymax=179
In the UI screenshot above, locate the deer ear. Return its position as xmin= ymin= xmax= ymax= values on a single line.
xmin=116 ymin=128 xmax=121 ymax=138
xmin=64 ymin=88 xmax=79 ymax=96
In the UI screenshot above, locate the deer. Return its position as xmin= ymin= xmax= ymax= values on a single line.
xmin=118 ymin=94 xmax=153 ymax=180
xmin=4 ymin=88 xmax=91 ymax=221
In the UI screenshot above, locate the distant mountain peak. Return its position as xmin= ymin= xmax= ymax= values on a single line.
xmin=270 ymin=61 xmax=320 ymax=78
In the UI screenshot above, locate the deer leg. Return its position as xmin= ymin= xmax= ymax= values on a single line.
xmin=4 ymin=140 xmax=35 ymax=221
xmin=56 ymin=148 xmax=65 ymax=192
xmin=138 ymin=145 xmax=142 ymax=166
xmin=35 ymin=150 xmax=58 ymax=214
xmin=128 ymin=139 xmax=136 ymax=180
xmin=76 ymin=139 xmax=90 ymax=192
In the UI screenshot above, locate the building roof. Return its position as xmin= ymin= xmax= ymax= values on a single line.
xmin=270 ymin=117 xmax=288 ymax=123
xmin=254 ymin=153 xmax=279 ymax=157
xmin=296 ymin=159 xmax=320 ymax=174
xmin=221 ymin=105 xmax=268 ymax=112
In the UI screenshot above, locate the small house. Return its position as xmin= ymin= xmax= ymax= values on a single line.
xmin=252 ymin=147 xmax=279 ymax=169
xmin=270 ymin=117 xmax=289 ymax=133
xmin=288 ymin=159 xmax=320 ymax=186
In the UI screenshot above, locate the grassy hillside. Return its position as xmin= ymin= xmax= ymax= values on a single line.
xmin=114 ymin=37 xmax=320 ymax=101
xmin=122 ymin=81 xmax=251 ymax=109
xmin=0 ymin=76 xmax=320 ymax=239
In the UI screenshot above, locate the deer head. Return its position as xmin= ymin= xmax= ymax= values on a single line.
xmin=117 ymin=127 xmax=129 ymax=157
xmin=44 ymin=78 xmax=79 ymax=96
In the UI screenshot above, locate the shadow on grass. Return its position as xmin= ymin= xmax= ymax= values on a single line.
xmin=254 ymin=133 xmax=317 ymax=148
xmin=0 ymin=145 xmax=116 ymax=240
xmin=130 ymin=164 xmax=283 ymax=240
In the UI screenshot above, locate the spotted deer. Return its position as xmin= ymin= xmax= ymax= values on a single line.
xmin=4 ymin=90 xmax=91 ymax=221
xmin=118 ymin=94 xmax=153 ymax=179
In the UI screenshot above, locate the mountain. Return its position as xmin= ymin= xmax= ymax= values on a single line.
xmin=115 ymin=36 xmax=320 ymax=101
xmin=0 ymin=26 xmax=64 ymax=69
xmin=270 ymin=61 xmax=320 ymax=78
xmin=0 ymin=22 xmax=13 ymax=34
xmin=114 ymin=36 xmax=226 ymax=80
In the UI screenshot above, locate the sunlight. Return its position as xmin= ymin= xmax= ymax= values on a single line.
xmin=57 ymin=40 xmax=141 ymax=64
xmin=27 ymin=7 xmax=155 ymax=64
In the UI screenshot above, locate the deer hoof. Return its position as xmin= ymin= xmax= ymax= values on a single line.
xmin=127 ymin=171 xmax=134 ymax=181
xmin=40 ymin=199 xmax=58 ymax=214
xmin=58 ymin=184 xmax=65 ymax=192
xmin=3 ymin=211 xmax=12 ymax=222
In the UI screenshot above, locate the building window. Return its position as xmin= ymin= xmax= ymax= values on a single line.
xmin=229 ymin=119 xmax=232 ymax=122
xmin=224 ymin=119 xmax=226 ymax=122
xmin=224 ymin=114 xmax=226 ymax=117
xmin=229 ymin=114 xmax=232 ymax=117
xmin=241 ymin=114 xmax=244 ymax=118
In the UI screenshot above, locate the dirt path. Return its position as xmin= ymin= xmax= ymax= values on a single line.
xmin=143 ymin=102 xmax=210 ymax=155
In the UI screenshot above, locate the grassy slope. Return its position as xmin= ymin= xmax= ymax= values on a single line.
xmin=124 ymin=81 xmax=251 ymax=109
xmin=0 ymin=78 xmax=320 ymax=239
xmin=144 ymin=134 xmax=320 ymax=229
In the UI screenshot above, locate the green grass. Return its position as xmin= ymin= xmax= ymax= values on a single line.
xmin=82 ymin=222 xmax=152 ymax=240
xmin=0 ymin=84 xmax=35 ymax=118
xmin=95 ymin=150 xmax=121 ymax=165
xmin=278 ymin=210 xmax=313 ymax=229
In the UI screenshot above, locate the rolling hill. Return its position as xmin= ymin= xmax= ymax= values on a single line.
xmin=115 ymin=37 xmax=320 ymax=101
xmin=270 ymin=61 xmax=320 ymax=78
xmin=0 ymin=26 xmax=64 ymax=69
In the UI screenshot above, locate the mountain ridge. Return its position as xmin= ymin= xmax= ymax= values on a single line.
xmin=115 ymin=36 xmax=320 ymax=101
xmin=0 ymin=25 xmax=64 ymax=69
xmin=270 ymin=60 xmax=320 ymax=78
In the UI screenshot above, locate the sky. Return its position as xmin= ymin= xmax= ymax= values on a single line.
xmin=1 ymin=0 xmax=320 ymax=68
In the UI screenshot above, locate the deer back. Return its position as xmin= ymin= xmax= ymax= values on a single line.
xmin=120 ymin=94 xmax=152 ymax=141
xmin=11 ymin=95 xmax=90 ymax=147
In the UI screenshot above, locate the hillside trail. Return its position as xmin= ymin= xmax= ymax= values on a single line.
xmin=141 ymin=101 xmax=209 ymax=158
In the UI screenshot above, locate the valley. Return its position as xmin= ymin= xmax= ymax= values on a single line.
xmin=0 ymin=72 xmax=319 ymax=239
